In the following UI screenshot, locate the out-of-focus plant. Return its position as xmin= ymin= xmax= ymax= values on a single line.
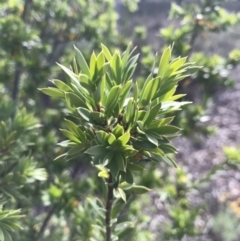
xmin=0 ymin=87 xmax=47 ymax=241
xmin=40 ymin=43 xmax=198 ymax=240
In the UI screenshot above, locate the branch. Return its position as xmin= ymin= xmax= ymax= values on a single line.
xmin=105 ymin=174 xmax=114 ymax=241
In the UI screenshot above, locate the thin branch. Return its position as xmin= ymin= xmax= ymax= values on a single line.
xmin=105 ymin=174 xmax=114 ymax=241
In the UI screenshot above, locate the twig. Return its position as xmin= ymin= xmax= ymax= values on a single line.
xmin=105 ymin=174 xmax=114 ymax=241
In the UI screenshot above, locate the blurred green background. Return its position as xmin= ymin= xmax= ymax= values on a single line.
xmin=1 ymin=0 xmax=240 ymax=240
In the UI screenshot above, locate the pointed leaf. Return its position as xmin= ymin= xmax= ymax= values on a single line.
xmin=74 ymin=46 xmax=90 ymax=77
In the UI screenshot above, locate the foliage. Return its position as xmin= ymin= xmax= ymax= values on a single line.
xmin=40 ymin=44 xmax=197 ymax=240
xmin=0 ymin=87 xmax=47 ymax=240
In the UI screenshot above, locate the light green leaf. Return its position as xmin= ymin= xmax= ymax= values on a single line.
xmin=52 ymin=79 xmax=73 ymax=92
xmin=74 ymin=45 xmax=90 ymax=77
xmin=158 ymin=46 xmax=171 ymax=77
xmin=131 ymin=185 xmax=151 ymax=194
xmin=118 ymin=132 xmax=130 ymax=145
xmin=112 ymin=125 xmax=124 ymax=138
xmin=118 ymin=188 xmax=126 ymax=202
xmin=108 ymin=133 xmax=116 ymax=145
xmin=140 ymin=77 xmax=161 ymax=106
xmin=101 ymin=44 xmax=112 ymax=61
xmin=39 ymin=87 xmax=64 ymax=98
xmin=60 ymin=129 xmax=81 ymax=143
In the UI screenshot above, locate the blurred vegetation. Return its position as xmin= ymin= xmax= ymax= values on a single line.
xmin=0 ymin=0 xmax=240 ymax=240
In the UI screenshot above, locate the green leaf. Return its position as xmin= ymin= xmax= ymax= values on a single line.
xmin=140 ymin=77 xmax=161 ymax=106
xmin=90 ymin=52 xmax=97 ymax=79
xmin=74 ymin=45 xmax=90 ymax=77
xmin=39 ymin=87 xmax=64 ymax=98
xmin=65 ymin=92 xmax=87 ymax=109
xmin=133 ymin=82 xmax=138 ymax=102
xmin=97 ymin=52 xmax=105 ymax=70
xmin=85 ymin=145 xmax=107 ymax=156
xmin=102 ymin=151 xmax=114 ymax=166
xmin=101 ymin=44 xmax=112 ymax=61
xmin=108 ymin=133 xmax=116 ymax=145
xmin=57 ymin=63 xmax=81 ymax=88
xmin=77 ymin=107 xmax=91 ymax=121
xmin=144 ymin=102 xmax=161 ymax=126
xmin=127 ymin=163 xmax=144 ymax=172
xmin=118 ymin=188 xmax=126 ymax=202
xmin=65 ymin=119 xmax=85 ymax=141
xmin=161 ymin=156 xmax=178 ymax=168
xmin=112 ymin=125 xmax=124 ymax=138
xmin=105 ymin=86 xmax=121 ymax=116
xmin=115 ymin=221 xmax=134 ymax=233
xmin=125 ymin=169 xmax=134 ymax=184
xmin=147 ymin=117 xmax=174 ymax=129
xmin=98 ymin=171 xmax=109 ymax=179
xmin=118 ymin=80 xmax=132 ymax=110
xmin=131 ymin=185 xmax=151 ymax=194
xmin=52 ymin=79 xmax=73 ymax=92
xmin=115 ymin=153 xmax=126 ymax=171
xmin=90 ymin=112 xmax=106 ymax=125
xmin=164 ymin=57 xmax=187 ymax=78
xmin=60 ymin=129 xmax=81 ymax=143
xmin=158 ymin=46 xmax=171 ymax=77
xmin=96 ymin=131 xmax=109 ymax=145
xmin=145 ymin=133 xmax=158 ymax=146
xmin=107 ymin=160 xmax=119 ymax=178
xmin=118 ymin=132 xmax=130 ymax=145
xmin=0 ymin=228 xmax=4 ymax=241
xmin=150 ymin=125 xmax=181 ymax=135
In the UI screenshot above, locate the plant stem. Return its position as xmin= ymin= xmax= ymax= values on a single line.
xmin=105 ymin=174 xmax=113 ymax=241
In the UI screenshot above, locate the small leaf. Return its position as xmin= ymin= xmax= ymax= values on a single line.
xmin=118 ymin=80 xmax=132 ymax=109
xmin=144 ymin=102 xmax=161 ymax=126
xmin=98 ymin=171 xmax=109 ymax=179
xmin=101 ymin=44 xmax=112 ymax=61
xmin=115 ymin=153 xmax=126 ymax=171
xmin=145 ymin=133 xmax=158 ymax=146
xmin=150 ymin=125 xmax=181 ymax=135
xmin=39 ymin=88 xmax=64 ymax=98
xmin=96 ymin=131 xmax=109 ymax=145
xmin=112 ymin=125 xmax=124 ymax=138
xmin=131 ymin=185 xmax=151 ymax=194
xmin=108 ymin=133 xmax=116 ymax=145
xmin=65 ymin=92 xmax=87 ymax=109
xmin=118 ymin=188 xmax=126 ymax=202
xmin=52 ymin=79 xmax=73 ymax=92
xmin=125 ymin=169 xmax=133 ymax=184
xmin=60 ymin=129 xmax=81 ymax=144
xmin=102 ymin=151 xmax=114 ymax=166
xmin=140 ymin=77 xmax=161 ymax=106
xmin=158 ymin=46 xmax=171 ymax=77
xmin=127 ymin=163 xmax=144 ymax=172
xmin=74 ymin=45 xmax=90 ymax=77
xmin=105 ymin=85 xmax=121 ymax=116
xmin=118 ymin=132 xmax=130 ymax=145
xmin=77 ymin=107 xmax=91 ymax=121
